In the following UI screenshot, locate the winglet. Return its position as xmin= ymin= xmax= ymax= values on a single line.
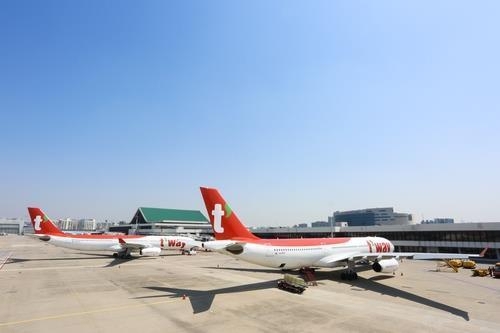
xmin=118 ymin=238 xmax=126 ymax=245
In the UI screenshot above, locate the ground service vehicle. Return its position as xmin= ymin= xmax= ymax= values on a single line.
xmin=462 ymin=260 xmax=476 ymax=269
xmin=448 ymin=259 xmax=463 ymax=268
xmin=493 ymin=263 xmax=500 ymax=278
xmin=473 ymin=268 xmax=489 ymax=277
xmin=277 ymin=274 xmax=307 ymax=294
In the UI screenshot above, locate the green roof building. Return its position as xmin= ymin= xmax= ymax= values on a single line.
xmin=132 ymin=207 xmax=209 ymax=225
xmin=109 ymin=207 xmax=212 ymax=236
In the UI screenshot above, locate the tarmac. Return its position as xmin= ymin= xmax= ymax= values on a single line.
xmin=1 ymin=235 xmax=499 ymax=333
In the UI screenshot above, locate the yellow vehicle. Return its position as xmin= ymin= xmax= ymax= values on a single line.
xmin=473 ymin=268 xmax=489 ymax=277
xmin=448 ymin=259 xmax=463 ymax=268
xmin=462 ymin=260 xmax=476 ymax=269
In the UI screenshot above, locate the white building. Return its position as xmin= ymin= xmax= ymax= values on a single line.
xmin=0 ymin=218 xmax=24 ymax=234
xmin=56 ymin=218 xmax=97 ymax=231
xmin=332 ymin=207 xmax=414 ymax=226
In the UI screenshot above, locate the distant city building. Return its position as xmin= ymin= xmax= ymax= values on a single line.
xmin=421 ymin=218 xmax=454 ymax=224
xmin=78 ymin=218 xmax=96 ymax=231
xmin=332 ymin=207 xmax=413 ymax=226
xmin=55 ymin=218 xmax=97 ymax=231
xmin=58 ymin=218 xmax=73 ymax=230
xmin=328 ymin=217 xmax=349 ymax=227
xmin=311 ymin=221 xmax=329 ymax=227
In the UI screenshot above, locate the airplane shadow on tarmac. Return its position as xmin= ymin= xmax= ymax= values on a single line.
xmin=329 ymin=270 xmax=470 ymax=321
xmin=6 ymin=254 xmax=115 ymax=264
xmin=6 ymin=253 xmax=160 ymax=268
xmin=202 ymin=266 xmax=284 ymax=274
xmin=146 ymin=266 xmax=469 ymax=320
xmin=135 ymin=280 xmax=278 ymax=314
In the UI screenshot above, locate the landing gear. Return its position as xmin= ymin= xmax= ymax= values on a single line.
xmin=340 ymin=260 xmax=358 ymax=280
xmin=113 ymin=249 xmax=132 ymax=259
xmin=299 ymin=267 xmax=318 ymax=286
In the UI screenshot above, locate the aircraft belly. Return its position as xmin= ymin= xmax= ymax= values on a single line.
xmin=257 ymin=251 xmax=324 ymax=269
xmin=52 ymin=238 xmax=117 ymax=251
xmin=234 ymin=246 xmax=282 ymax=268
xmin=230 ymin=245 xmax=332 ymax=269
xmin=85 ymin=240 xmax=116 ymax=251
xmin=50 ymin=237 xmax=78 ymax=250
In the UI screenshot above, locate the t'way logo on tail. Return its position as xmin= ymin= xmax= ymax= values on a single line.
xmin=27 ymin=207 xmax=64 ymax=235
xmin=34 ymin=215 xmax=43 ymax=231
xmin=200 ymin=187 xmax=259 ymax=241
xmin=212 ymin=204 xmax=225 ymax=233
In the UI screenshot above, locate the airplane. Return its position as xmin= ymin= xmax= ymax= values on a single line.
xmin=199 ymin=187 xmax=483 ymax=280
xmin=27 ymin=207 xmax=202 ymax=258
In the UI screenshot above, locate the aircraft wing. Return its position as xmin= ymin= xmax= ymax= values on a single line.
xmin=387 ymin=252 xmax=482 ymax=260
xmin=118 ymin=238 xmax=146 ymax=250
xmin=316 ymin=250 xmax=483 ymax=266
xmin=316 ymin=252 xmax=401 ymax=266
xmin=202 ymin=240 xmax=246 ymax=253
xmin=315 ymin=251 xmax=364 ymax=266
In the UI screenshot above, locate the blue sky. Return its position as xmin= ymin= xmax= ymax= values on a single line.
xmin=1 ymin=1 xmax=499 ymax=225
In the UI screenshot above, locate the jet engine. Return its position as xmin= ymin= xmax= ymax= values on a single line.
xmin=202 ymin=240 xmax=244 ymax=254
xmin=140 ymin=247 xmax=161 ymax=256
xmin=372 ymin=258 xmax=399 ymax=273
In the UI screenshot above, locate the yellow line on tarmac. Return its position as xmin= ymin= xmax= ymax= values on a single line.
xmin=0 ymin=299 xmax=178 ymax=327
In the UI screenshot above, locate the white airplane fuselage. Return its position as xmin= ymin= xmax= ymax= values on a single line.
xmin=204 ymin=236 xmax=394 ymax=270
xmin=42 ymin=235 xmax=199 ymax=252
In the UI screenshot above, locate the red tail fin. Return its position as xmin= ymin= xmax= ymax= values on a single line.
xmin=27 ymin=207 xmax=64 ymax=235
xmin=200 ymin=187 xmax=260 ymax=240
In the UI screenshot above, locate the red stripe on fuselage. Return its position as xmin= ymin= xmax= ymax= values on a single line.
xmin=52 ymin=234 xmax=146 ymax=240
xmin=236 ymin=237 xmax=351 ymax=246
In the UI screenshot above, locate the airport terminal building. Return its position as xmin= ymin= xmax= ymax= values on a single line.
xmin=0 ymin=218 xmax=24 ymax=234
xmin=109 ymin=207 xmax=212 ymax=238
xmin=252 ymin=222 xmax=500 ymax=260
